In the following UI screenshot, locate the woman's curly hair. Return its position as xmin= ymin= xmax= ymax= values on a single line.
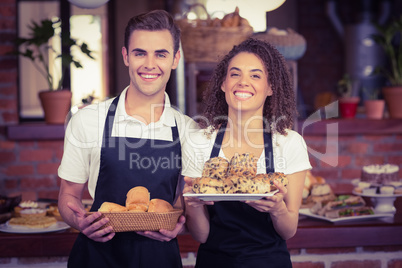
xmin=199 ymin=38 xmax=296 ymax=136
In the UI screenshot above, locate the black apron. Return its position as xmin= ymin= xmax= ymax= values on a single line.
xmin=195 ymin=122 xmax=292 ymax=268
xmin=68 ymin=95 xmax=183 ymax=268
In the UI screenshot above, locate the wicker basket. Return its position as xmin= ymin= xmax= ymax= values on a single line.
xmin=176 ymin=4 xmax=253 ymax=63
xmin=88 ymin=209 xmax=183 ymax=232
xmin=254 ymin=28 xmax=307 ymax=60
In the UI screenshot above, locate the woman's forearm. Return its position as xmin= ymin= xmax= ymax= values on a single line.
xmin=185 ymin=204 xmax=210 ymax=243
xmin=269 ymin=201 xmax=299 ymax=240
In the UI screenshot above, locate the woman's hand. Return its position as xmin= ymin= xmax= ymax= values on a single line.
xmin=67 ymin=202 xmax=115 ymax=242
xmin=183 ymin=176 xmax=214 ymax=207
xmin=244 ymin=180 xmax=288 ymax=215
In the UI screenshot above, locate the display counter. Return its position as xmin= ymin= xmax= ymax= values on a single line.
xmin=1 ymin=201 xmax=401 ymax=258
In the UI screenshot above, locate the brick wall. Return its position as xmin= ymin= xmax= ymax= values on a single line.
xmin=291 ymin=246 xmax=402 ymax=268
xmin=1 ymin=1 xmax=402 ymax=267
xmin=305 ymin=134 xmax=402 ymax=193
xmin=0 ymin=138 xmax=65 ymax=200
xmin=0 ymin=0 xmax=18 ymax=125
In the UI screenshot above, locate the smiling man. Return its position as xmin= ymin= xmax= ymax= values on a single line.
xmin=57 ymin=10 xmax=194 ymax=268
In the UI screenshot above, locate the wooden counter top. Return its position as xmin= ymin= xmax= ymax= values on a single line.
xmin=1 ymin=209 xmax=401 ymax=258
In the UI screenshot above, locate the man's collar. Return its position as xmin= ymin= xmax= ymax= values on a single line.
xmin=114 ymin=88 xmax=175 ymax=127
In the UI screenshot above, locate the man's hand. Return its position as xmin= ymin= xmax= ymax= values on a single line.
xmin=136 ymin=215 xmax=186 ymax=242
xmin=67 ymin=202 xmax=115 ymax=242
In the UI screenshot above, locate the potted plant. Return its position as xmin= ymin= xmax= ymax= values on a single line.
xmin=337 ymin=74 xmax=360 ymax=118
xmin=13 ymin=18 xmax=94 ymax=124
xmin=372 ymin=15 xmax=402 ymax=119
xmin=362 ymin=87 xmax=385 ymax=119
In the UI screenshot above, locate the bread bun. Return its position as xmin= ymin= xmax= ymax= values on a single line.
xmin=192 ymin=177 xmax=203 ymax=194
xmin=223 ymin=176 xmax=237 ymax=194
xmin=307 ymin=183 xmax=336 ymax=204
xmin=197 ymin=177 xmax=224 ymax=194
xmin=202 ymin=157 xmax=229 ymax=179
xmin=231 ymin=175 xmax=250 ymax=193
xmin=315 ymin=176 xmax=326 ymax=184
xmin=267 ymin=172 xmax=289 ymax=190
xmin=228 ymin=153 xmax=258 ymax=177
xmin=302 ymin=186 xmax=310 ymax=200
xmin=99 ymin=202 xmax=128 ymax=212
xmin=148 ymin=199 xmax=173 ymax=213
xmin=126 ymin=204 xmax=149 ymax=212
xmin=126 ymin=186 xmax=150 ymax=212
xmin=304 ymin=171 xmax=317 ymax=189
xmin=310 ymin=183 xmax=332 ymax=196
xmin=249 ymin=174 xmax=272 ymax=194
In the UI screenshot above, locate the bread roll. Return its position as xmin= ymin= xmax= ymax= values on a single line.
xmin=249 ymin=174 xmax=272 ymax=194
xmin=307 ymin=183 xmax=336 ymax=204
xmin=223 ymin=176 xmax=237 ymax=194
xmin=148 ymin=199 xmax=173 ymax=213
xmin=192 ymin=177 xmax=202 ymax=194
xmin=127 ymin=204 xmax=148 ymax=212
xmin=304 ymin=170 xmax=317 ymax=189
xmin=232 ymin=175 xmax=251 ymax=193
xmin=197 ymin=177 xmax=224 ymax=194
xmin=126 ymin=186 xmax=150 ymax=212
xmin=310 ymin=183 xmax=332 ymax=196
xmin=228 ymin=153 xmax=258 ymax=177
xmin=315 ymin=176 xmax=326 ymax=184
xmin=302 ymin=186 xmax=310 ymax=199
xmin=98 ymin=202 xmax=128 ymax=212
xmin=267 ymin=172 xmax=289 ymax=190
xmin=202 ymin=157 xmax=229 ymax=179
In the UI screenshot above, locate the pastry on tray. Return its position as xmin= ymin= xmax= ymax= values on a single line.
xmin=8 ymin=216 xmax=57 ymax=228
xmin=192 ymin=154 xmax=288 ymax=195
xmin=202 ymin=157 xmax=229 ymax=179
xmin=228 ymin=153 xmax=258 ymax=177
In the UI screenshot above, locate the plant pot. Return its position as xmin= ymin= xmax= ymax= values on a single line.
xmin=364 ymin=99 xmax=385 ymax=119
xmin=39 ymin=90 xmax=72 ymax=124
xmin=339 ymin=97 xmax=360 ymax=118
xmin=383 ymin=86 xmax=402 ymax=119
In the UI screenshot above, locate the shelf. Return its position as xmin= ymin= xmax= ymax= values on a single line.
xmin=4 ymin=118 xmax=402 ymax=141
xmin=6 ymin=123 xmax=66 ymax=140
xmin=296 ymin=118 xmax=402 ymax=135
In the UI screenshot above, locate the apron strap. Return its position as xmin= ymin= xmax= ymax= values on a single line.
xmin=263 ymin=124 xmax=274 ymax=173
xmin=210 ymin=122 xmax=227 ymax=158
xmin=103 ymin=94 xmax=120 ymax=141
